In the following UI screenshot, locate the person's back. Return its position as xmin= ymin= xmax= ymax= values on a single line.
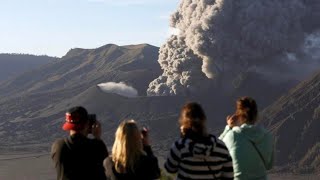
xmin=165 ymin=132 xmax=233 ymax=179
xmin=220 ymin=124 xmax=273 ymax=180
xmin=52 ymin=134 xmax=108 ymax=180
xmin=104 ymin=145 xmax=159 ymax=180
xmin=51 ymin=106 xmax=108 ymax=180
xmin=164 ymin=102 xmax=233 ymax=180
xmin=219 ymin=97 xmax=274 ymax=180
xmin=104 ymin=120 xmax=160 ymax=180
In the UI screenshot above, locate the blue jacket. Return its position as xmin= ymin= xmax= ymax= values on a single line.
xmin=219 ymin=124 xmax=274 ymax=180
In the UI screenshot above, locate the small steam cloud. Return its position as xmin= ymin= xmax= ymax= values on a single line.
xmin=147 ymin=0 xmax=320 ymax=96
xmin=97 ymin=82 xmax=138 ymax=98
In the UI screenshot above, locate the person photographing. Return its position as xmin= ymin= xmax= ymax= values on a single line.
xmin=104 ymin=120 xmax=160 ymax=180
xmin=164 ymin=102 xmax=234 ymax=179
xmin=219 ymin=97 xmax=274 ymax=180
xmin=51 ymin=106 xmax=108 ymax=180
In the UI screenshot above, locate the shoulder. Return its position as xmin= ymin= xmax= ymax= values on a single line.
xmin=219 ymin=125 xmax=240 ymax=139
xmin=52 ymin=138 xmax=65 ymax=146
xmin=207 ymin=134 xmax=229 ymax=153
xmin=213 ymin=135 xmax=228 ymax=149
xmin=137 ymin=154 xmax=160 ymax=176
xmin=89 ymin=138 xmax=109 ymax=158
xmin=89 ymin=138 xmax=107 ymax=149
xmin=89 ymin=138 xmax=105 ymax=144
xmin=263 ymin=129 xmax=274 ymax=144
xmin=171 ymin=137 xmax=188 ymax=150
xmin=219 ymin=128 xmax=239 ymax=149
xmin=51 ymin=138 xmax=67 ymax=151
xmin=51 ymin=138 xmax=68 ymax=160
xmin=139 ymin=153 xmax=153 ymax=163
xmin=263 ymin=128 xmax=273 ymax=138
xmin=221 ymin=128 xmax=236 ymax=138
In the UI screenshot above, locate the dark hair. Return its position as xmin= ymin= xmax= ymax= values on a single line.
xmin=66 ymin=106 xmax=88 ymax=123
xmin=236 ymin=97 xmax=258 ymax=124
xmin=179 ymin=102 xmax=207 ymax=137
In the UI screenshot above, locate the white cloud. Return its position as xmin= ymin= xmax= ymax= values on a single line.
xmin=97 ymin=82 xmax=138 ymax=98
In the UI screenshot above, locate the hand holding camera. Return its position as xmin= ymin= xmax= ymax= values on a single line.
xmin=88 ymin=114 xmax=102 ymax=139
xmin=141 ymin=127 xmax=150 ymax=145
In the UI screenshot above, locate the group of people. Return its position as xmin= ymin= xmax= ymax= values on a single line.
xmin=51 ymin=96 xmax=274 ymax=180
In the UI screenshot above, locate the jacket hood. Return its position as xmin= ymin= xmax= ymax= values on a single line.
xmin=185 ymin=134 xmax=217 ymax=158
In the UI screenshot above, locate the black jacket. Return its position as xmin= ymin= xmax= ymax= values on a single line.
xmin=104 ymin=145 xmax=160 ymax=180
xmin=51 ymin=134 xmax=108 ymax=180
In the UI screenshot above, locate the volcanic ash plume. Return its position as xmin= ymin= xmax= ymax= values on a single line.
xmin=147 ymin=36 xmax=208 ymax=96
xmin=147 ymin=0 xmax=320 ymax=96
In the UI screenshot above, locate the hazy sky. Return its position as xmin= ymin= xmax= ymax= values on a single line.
xmin=0 ymin=0 xmax=180 ymax=57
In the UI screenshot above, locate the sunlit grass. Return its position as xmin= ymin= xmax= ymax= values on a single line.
xmin=160 ymin=169 xmax=176 ymax=180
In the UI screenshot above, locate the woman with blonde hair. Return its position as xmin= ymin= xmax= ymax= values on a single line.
xmin=219 ymin=97 xmax=274 ymax=180
xmin=104 ymin=120 xmax=160 ymax=180
xmin=165 ymin=102 xmax=234 ymax=179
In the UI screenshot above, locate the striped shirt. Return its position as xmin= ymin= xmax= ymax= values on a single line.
xmin=165 ymin=134 xmax=233 ymax=180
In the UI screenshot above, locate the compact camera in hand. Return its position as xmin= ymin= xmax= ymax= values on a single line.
xmin=88 ymin=114 xmax=97 ymax=133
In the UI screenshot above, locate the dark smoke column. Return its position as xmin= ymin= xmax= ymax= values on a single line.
xmin=147 ymin=0 xmax=320 ymax=96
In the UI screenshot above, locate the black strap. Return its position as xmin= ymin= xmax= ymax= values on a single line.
xmin=203 ymin=158 xmax=217 ymax=179
xmin=248 ymin=139 xmax=267 ymax=169
xmin=188 ymin=136 xmax=217 ymax=179
xmin=203 ymin=136 xmax=217 ymax=179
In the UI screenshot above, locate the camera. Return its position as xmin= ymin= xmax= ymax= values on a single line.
xmin=141 ymin=127 xmax=148 ymax=137
xmin=88 ymin=114 xmax=97 ymax=125
xmin=87 ymin=114 xmax=97 ymax=134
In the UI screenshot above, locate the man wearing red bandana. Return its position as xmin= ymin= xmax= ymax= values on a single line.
xmin=51 ymin=106 xmax=108 ymax=180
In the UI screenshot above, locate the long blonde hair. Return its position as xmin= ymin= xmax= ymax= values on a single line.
xmin=112 ymin=120 xmax=144 ymax=173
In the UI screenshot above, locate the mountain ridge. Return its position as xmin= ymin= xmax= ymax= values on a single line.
xmin=261 ymin=70 xmax=320 ymax=173
xmin=0 ymin=54 xmax=57 ymax=83
xmin=0 ymin=44 xmax=160 ymax=97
